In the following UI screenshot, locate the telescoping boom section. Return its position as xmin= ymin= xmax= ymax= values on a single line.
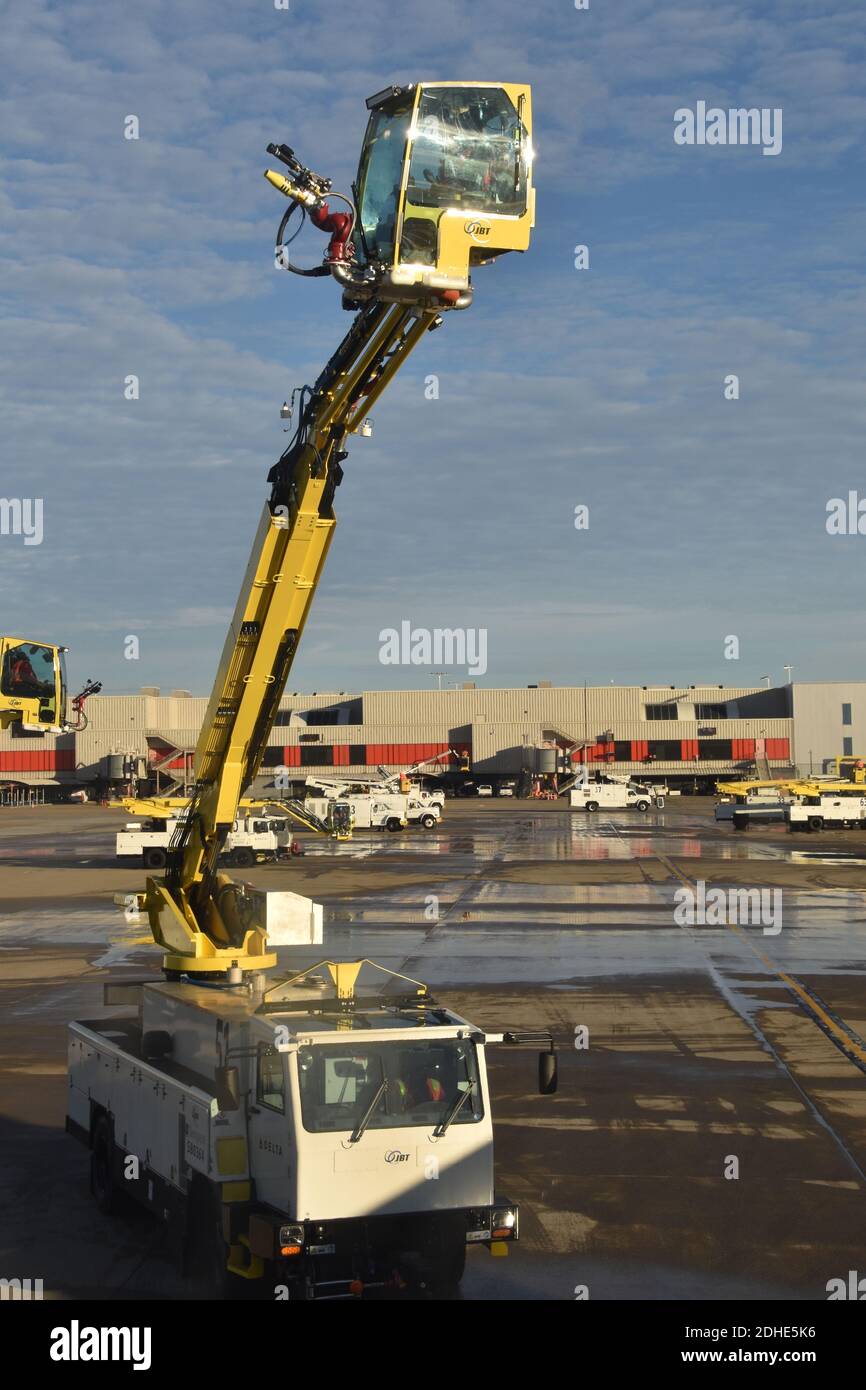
xmin=144 ymin=82 xmax=534 ymax=977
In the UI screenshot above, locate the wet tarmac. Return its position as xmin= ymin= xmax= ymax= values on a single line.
xmin=2 ymin=800 xmax=866 ymax=1300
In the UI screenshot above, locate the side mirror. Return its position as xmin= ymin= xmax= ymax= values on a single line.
xmin=539 ymin=1050 xmax=558 ymax=1095
xmin=216 ymin=1064 xmax=241 ymax=1112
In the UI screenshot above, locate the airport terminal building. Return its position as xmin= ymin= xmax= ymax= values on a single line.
xmin=0 ymin=680 xmax=862 ymax=799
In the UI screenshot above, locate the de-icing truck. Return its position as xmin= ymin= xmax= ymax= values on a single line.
xmin=67 ymin=961 xmax=556 ymax=1298
xmin=66 ymin=80 xmax=543 ymax=1298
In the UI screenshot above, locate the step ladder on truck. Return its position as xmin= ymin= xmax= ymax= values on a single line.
xmin=66 ymin=81 xmax=559 ymax=1298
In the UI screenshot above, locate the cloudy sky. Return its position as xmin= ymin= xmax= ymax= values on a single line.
xmin=2 ymin=0 xmax=865 ymax=699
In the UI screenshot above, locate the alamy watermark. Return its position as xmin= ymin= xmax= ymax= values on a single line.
xmin=826 ymin=492 xmax=866 ymax=535
xmin=379 ymin=622 xmax=487 ymax=677
xmin=674 ymin=880 xmax=782 ymax=935
xmin=0 ymin=498 xmax=43 ymax=546
xmin=0 ymin=1276 xmax=43 ymax=1300
xmin=674 ymin=102 xmax=782 ymax=157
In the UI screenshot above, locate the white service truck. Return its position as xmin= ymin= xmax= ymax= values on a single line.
xmin=304 ymin=777 xmax=445 ymax=819
xmin=788 ymin=795 xmax=866 ymax=831
xmin=569 ymin=780 xmax=654 ymax=812
xmin=304 ymin=792 xmax=440 ymax=832
xmin=66 ymin=961 xmax=557 ymax=1299
xmin=117 ymin=815 xmax=296 ymax=868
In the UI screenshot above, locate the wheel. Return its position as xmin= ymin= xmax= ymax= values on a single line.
xmin=807 ymin=817 xmax=823 ymax=832
xmin=143 ymin=847 xmax=167 ymax=869
xmin=91 ymin=1115 xmax=123 ymax=1215
xmin=232 ymin=847 xmax=255 ymax=866
xmin=185 ymin=1182 xmax=248 ymax=1300
xmin=585 ymin=800 xmax=599 ymax=813
xmin=636 ymin=801 xmax=650 ymax=812
xmin=418 ymin=1221 xmax=466 ymax=1297
xmin=386 ymin=818 xmax=403 ymax=832
xmin=426 ymin=1243 xmax=466 ymax=1298
xmin=420 ymin=814 xmax=437 ymax=829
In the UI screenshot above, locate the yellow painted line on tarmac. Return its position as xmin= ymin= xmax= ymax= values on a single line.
xmin=655 ymin=851 xmax=866 ymax=1070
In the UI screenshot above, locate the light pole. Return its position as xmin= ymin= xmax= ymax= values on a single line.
xmin=783 ymin=665 xmax=793 ymax=684
xmin=760 ymin=674 xmax=770 ymax=688
xmin=431 ymin=672 xmax=445 ymax=691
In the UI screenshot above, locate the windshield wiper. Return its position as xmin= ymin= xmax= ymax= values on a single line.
xmin=349 ymin=1078 xmax=388 ymax=1144
xmin=433 ymin=1081 xmax=475 ymax=1137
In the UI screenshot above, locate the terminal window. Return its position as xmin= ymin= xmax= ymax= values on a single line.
xmin=695 ymin=703 xmax=728 ymax=720
xmin=842 ymin=703 xmax=852 ymax=725
xmin=645 ymin=704 xmax=678 ymax=720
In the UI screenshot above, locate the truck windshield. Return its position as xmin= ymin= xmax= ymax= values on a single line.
xmin=406 ymin=86 xmax=528 ymax=215
xmin=297 ymin=1038 xmax=483 ymax=1133
xmin=1 ymin=641 xmax=58 ymax=720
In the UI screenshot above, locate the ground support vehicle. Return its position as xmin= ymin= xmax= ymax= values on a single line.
xmin=570 ymin=782 xmax=653 ymax=812
xmin=117 ymin=815 xmax=296 ymax=868
xmin=68 ymin=961 xmax=556 ymax=1299
xmin=788 ymin=795 xmax=866 ymax=832
xmin=68 ymin=82 xmax=543 ymax=1296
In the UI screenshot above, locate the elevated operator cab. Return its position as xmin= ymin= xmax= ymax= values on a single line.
xmin=0 ymin=637 xmax=68 ymax=732
xmin=355 ymin=82 xmax=534 ymax=305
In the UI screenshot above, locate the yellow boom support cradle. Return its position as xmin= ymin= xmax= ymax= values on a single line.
xmin=145 ymin=82 xmax=534 ymax=976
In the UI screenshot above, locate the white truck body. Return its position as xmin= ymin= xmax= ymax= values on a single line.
xmin=305 ymin=792 xmax=440 ymax=830
xmin=789 ymin=795 xmax=866 ymax=830
xmin=570 ymin=782 xmax=652 ymax=811
xmin=66 ymin=971 xmax=525 ymax=1298
xmin=116 ymin=815 xmax=294 ymax=864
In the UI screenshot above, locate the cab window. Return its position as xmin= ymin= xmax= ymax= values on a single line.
xmin=406 ymin=87 xmax=528 ymax=216
xmin=1 ymin=642 xmax=56 ymax=700
xmin=297 ymin=1040 xmax=483 ymax=1134
xmin=356 ymin=96 xmax=414 ymax=263
xmin=257 ymin=1045 xmax=285 ymax=1113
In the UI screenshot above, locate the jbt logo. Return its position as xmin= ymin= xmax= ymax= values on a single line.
xmin=464 ymin=220 xmax=491 ymax=240
xmin=384 ymin=1149 xmax=410 ymax=1164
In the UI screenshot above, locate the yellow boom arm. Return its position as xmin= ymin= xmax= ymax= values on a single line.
xmin=144 ymin=82 xmax=534 ymax=976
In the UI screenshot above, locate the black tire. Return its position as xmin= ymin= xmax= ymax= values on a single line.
xmin=185 ymin=1183 xmax=232 ymax=1298
xmin=143 ymin=847 xmax=167 ymax=869
xmin=635 ymin=800 xmax=650 ymax=812
xmin=386 ymin=818 xmax=403 ymax=832
xmin=807 ymin=817 xmax=823 ymax=832
xmin=427 ymin=1243 xmax=466 ymax=1298
xmin=420 ymin=814 xmax=437 ymax=830
xmin=232 ymin=847 xmax=255 ymax=867
xmin=585 ymin=800 xmax=599 ymax=813
xmin=91 ymin=1115 xmax=122 ymax=1215
xmin=418 ymin=1223 xmax=466 ymax=1298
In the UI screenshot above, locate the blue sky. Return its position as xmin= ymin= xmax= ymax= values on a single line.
xmin=2 ymin=0 xmax=865 ymax=698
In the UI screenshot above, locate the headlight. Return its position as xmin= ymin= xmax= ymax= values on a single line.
xmin=279 ymin=1223 xmax=305 ymax=1256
